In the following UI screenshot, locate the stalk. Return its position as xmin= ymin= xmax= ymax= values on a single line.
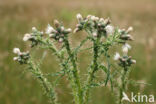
xmin=63 ymin=37 xmax=83 ymax=104
xmin=118 ymin=67 xmax=128 ymax=104
xmin=27 ymin=60 xmax=58 ymax=104
xmin=84 ymin=35 xmax=101 ymax=104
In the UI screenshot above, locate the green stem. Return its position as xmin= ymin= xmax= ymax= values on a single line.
xmin=119 ymin=67 xmax=128 ymax=104
xmin=28 ymin=60 xmax=57 ymax=104
xmin=64 ymin=38 xmax=83 ymax=104
xmin=84 ymin=35 xmax=101 ymax=104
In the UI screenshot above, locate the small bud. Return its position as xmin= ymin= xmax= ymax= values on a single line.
xmin=32 ymin=27 xmax=37 ymax=31
xmin=76 ymin=13 xmax=83 ymax=22
xmin=114 ymin=52 xmax=120 ymax=60
xmin=61 ymin=26 xmax=65 ymax=31
xmin=104 ymin=18 xmax=111 ymax=25
xmin=49 ymin=34 xmax=56 ymax=38
xmin=93 ymin=32 xmax=98 ymax=37
xmin=94 ymin=17 xmax=99 ymax=21
xmin=13 ymin=57 xmax=18 ymax=61
xmin=66 ymin=28 xmax=72 ymax=33
xmin=54 ymin=20 xmax=60 ymax=28
xmin=13 ymin=48 xmax=21 ymax=55
xmin=131 ymin=59 xmax=136 ymax=64
xmin=127 ymin=26 xmax=133 ymax=33
xmin=73 ymin=28 xmax=79 ymax=33
xmin=122 ymin=47 xmax=128 ymax=54
xmin=59 ymin=38 xmax=64 ymax=43
xmin=46 ymin=24 xmax=56 ymax=34
xmin=122 ymin=43 xmax=131 ymax=54
xmin=23 ymin=33 xmax=31 ymax=41
xmin=127 ymin=34 xmax=134 ymax=40
xmin=91 ymin=15 xmax=96 ymax=21
xmin=99 ymin=18 xmax=104 ymax=22
xmin=87 ymin=15 xmax=92 ymax=19
xmin=120 ymin=34 xmax=134 ymax=41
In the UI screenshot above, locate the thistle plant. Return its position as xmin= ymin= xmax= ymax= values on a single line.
xmin=13 ymin=14 xmax=136 ymax=104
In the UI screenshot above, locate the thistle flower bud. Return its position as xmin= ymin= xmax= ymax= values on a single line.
xmin=127 ymin=34 xmax=134 ymax=40
xmin=59 ymin=38 xmax=64 ymax=43
xmin=87 ymin=15 xmax=92 ymax=19
xmin=104 ymin=18 xmax=111 ymax=25
xmin=91 ymin=15 xmax=96 ymax=21
xmin=32 ymin=27 xmax=37 ymax=31
xmin=76 ymin=13 xmax=83 ymax=22
xmin=49 ymin=33 xmax=56 ymax=38
xmin=105 ymin=25 xmax=114 ymax=35
xmin=99 ymin=18 xmax=104 ymax=22
xmin=61 ymin=26 xmax=65 ymax=31
xmin=127 ymin=26 xmax=133 ymax=33
xmin=66 ymin=28 xmax=72 ymax=33
xmin=46 ymin=24 xmax=56 ymax=34
xmin=114 ymin=52 xmax=120 ymax=60
xmin=92 ymin=32 xmax=97 ymax=37
xmin=122 ymin=43 xmax=131 ymax=54
xmin=120 ymin=34 xmax=134 ymax=41
xmin=23 ymin=33 xmax=31 ymax=41
xmin=54 ymin=20 xmax=60 ymax=28
xmin=73 ymin=28 xmax=79 ymax=33
xmin=13 ymin=48 xmax=21 ymax=55
xmin=131 ymin=59 xmax=136 ymax=64
xmin=13 ymin=57 xmax=18 ymax=61
xmin=94 ymin=17 xmax=99 ymax=21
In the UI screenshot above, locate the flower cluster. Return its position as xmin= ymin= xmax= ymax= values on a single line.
xmin=45 ymin=20 xmax=72 ymax=43
xmin=114 ymin=43 xmax=136 ymax=69
xmin=13 ymin=48 xmax=30 ymax=64
xmin=23 ymin=27 xmax=43 ymax=47
xmin=74 ymin=13 xmax=113 ymax=37
xmin=118 ymin=26 xmax=134 ymax=41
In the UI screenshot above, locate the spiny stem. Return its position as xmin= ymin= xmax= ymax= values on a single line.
xmin=64 ymin=37 xmax=83 ymax=104
xmin=84 ymin=35 xmax=101 ymax=104
xmin=118 ymin=67 xmax=128 ymax=104
xmin=27 ymin=60 xmax=58 ymax=104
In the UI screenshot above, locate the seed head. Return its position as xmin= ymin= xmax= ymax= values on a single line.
xmin=93 ymin=32 xmax=97 ymax=37
xmin=104 ymin=18 xmax=111 ymax=25
xmin=122 ymin=43 xmax=131 ymax=54
xmin=54 ymin=20 xmax=60 ymax=28
xmin=131 ymin=59 xmax=136 ymax=64
xmin=59 ymin=38 xmax=64 ymax=43
xmin=49 ymin=33 xmax=56 ymax=38
xmin=73 ymin=28 xmax=79 ymax=33
xmin=13 ymin=48 xmax=21 ymax=55
xmin=66 ymin=28 xmax=72 ymax=33
xmin=114 ymin=52 xmax=120 ymax=60
xmin=46 ymin=24 xmax=56 ymax=34
xmin=23 ymin=33 xmax=31 ymax=41
xmin=127 ymin=26 xmax=133 ymax=33
xmin=87 ymin=15 xmax=92 ymax=19
xmin=105 ymin=25 xmax=114 ymax=35
xmin=91 ymin=15 xmax=96 ymax=21
xmin=32 ymin=27 xmax=37 ymax=31
xmin=61 ymin=26 xmax=65 ymax=31
xmin=99 ymin=18 xmax=104 ymax=22
xmin=13 ymin=57 xmax=18 ymax=61
xmin=76 ymin=13 xmax=83 ymax=21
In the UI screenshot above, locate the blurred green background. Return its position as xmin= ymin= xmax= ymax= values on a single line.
xmin=0 ymin=0 xmax=156 ymax=104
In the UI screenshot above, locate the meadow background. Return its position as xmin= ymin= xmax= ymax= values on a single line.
xmin=0 ymin=0 xmax=156 ymax=104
